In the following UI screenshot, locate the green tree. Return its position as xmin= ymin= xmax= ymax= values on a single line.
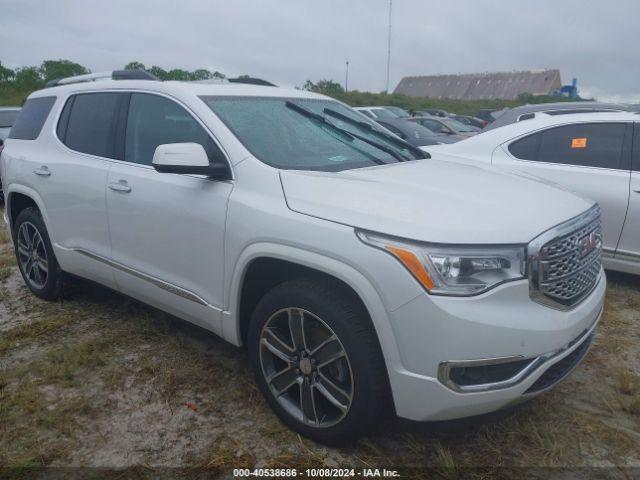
xmin=302 ymin=79 xmax=344 ymax=96
xmin=0 ymin=61 xmax=14 ymax=83
xmin=165 ymin=69 xmax=191 ymax=81
xmin=148 ymin=66 xmax=168 ymax=80
xmin=190 ymin=69 xmax=213 ymax=81
xmin=124 ymin=61 xmax=146 ymax=71
xmin=13 ymin=66 xmax=43 ymax=87
xmin=39 ymin=59 xmax=88 ymax=82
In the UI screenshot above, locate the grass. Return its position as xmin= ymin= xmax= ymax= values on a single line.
xmin=0 ymin=306 xmax=80 ymax=354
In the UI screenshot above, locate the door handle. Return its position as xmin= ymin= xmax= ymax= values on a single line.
xmin=33 ymin=166 xmax=51 ymax=177
xmin=634 ymin=189 xmax=640 ymax=194
xmin=108 ymin=180 xmax=132 ymax=193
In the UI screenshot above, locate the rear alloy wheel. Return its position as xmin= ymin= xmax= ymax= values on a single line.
xmin=248 ymin=278 xmax=390 ymax=444
xmin=16 ymin=221 xmax=49 ymax=290
xmin=13 ymin=208 xmax=64 ymax=300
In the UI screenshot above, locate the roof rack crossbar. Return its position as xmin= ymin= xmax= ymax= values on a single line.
xmin=45 ymin=70 xmax=158 ymax=88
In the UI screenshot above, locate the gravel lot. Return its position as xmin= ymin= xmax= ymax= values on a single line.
xmin=0 ymin=207 xmax=639 ymax=478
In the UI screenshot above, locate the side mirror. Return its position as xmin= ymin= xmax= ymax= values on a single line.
xmin=152 ymin=143 xmax=229 ymax=179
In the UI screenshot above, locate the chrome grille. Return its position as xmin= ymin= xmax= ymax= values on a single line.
xmin=529 ymin=206 xmax=602 ymax=310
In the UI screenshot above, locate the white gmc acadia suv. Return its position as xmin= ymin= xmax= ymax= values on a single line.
xmin=0 ymin=72 xmax=606 ymax=444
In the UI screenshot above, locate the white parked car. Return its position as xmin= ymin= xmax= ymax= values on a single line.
xmin=432 ymin=111 xmax=639 ymax=275
xmin=0 ymin=72 xmax=605 ymax=443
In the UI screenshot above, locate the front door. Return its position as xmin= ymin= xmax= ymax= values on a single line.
xmin=106 ymin=92 xmax=232 ymax=333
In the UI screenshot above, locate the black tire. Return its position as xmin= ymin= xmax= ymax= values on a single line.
xmin=248 ymin=278 xmax=390 ymax=444
xmin=13 ymin=207 xmax=64 ymax=300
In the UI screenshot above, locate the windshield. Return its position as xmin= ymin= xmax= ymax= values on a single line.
xmin=202 ymin=96 xmax=423 ymax=171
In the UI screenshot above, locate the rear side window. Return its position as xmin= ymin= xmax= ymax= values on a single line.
xmin=508 ymin=133 xmax=541 ymax=160
xmin=60 ymin=93 xmax=121 ymax=159
xmin=509 ymin=123 xmax=630 ymax=170
xmin=124 ymin=93 xmax=224 ymax=166
xmin=8 ymin=97 xmax=56 ymax=140
xmin=538 ymin=123 xmax=627 ymax=169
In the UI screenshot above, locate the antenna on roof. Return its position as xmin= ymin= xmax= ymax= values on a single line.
xmin=45 ymin=69 xmax=158 ymax=88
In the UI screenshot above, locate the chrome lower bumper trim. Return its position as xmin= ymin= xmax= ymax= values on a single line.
xmin=438 ymin=311 xmax=600 ymax=393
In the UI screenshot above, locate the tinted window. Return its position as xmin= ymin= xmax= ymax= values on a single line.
xmin=508 ymin=133 xmax=541 ymax=161
xmin=125 ymin=93 xmax=223 ymax=166
xmin=63 ymin=93 xmax=121 ymax=158
xmin=537 ymin=123 xmax=627 ymax=169
xmin=0 ymin=110 xmax=20 ymax=128
xmin=9 ymin=97 xmax=56 ymax=140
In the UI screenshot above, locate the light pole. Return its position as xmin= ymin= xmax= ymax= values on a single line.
xmin=385 ymin=0 xmax=393 ymax=93
xmin=345 ymin=61 xmax=350 ymax=92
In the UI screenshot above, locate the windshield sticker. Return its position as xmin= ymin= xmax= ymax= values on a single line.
xmin=571 ymin=137 xmax=588 ymax=149
xmin=328 ymin=155 xmax=348 ymax=162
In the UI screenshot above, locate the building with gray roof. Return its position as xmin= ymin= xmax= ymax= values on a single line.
xmin=394 ymin=70 xmax=562 ymax=100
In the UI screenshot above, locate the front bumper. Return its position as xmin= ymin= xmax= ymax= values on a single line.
xmin=385 ymin=270 xmax=605 ymax=422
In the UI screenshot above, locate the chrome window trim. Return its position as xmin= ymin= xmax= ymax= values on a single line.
xmin=528 ymin=204 xmax=602 ymax=311
xmin=51 ymin=89 xmax=235 ymax=181
xmin=438 ymin=314 xmax=599 ymax=393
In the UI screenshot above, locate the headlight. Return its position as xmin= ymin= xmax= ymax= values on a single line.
xmin=357 ymin=230 xmax=526 ymax=296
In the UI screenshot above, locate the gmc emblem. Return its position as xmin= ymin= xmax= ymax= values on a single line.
xmin=579 ymin=231 xmax=601 ymax=258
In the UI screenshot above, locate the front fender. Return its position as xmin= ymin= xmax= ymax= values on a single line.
xmin=222 ymin=241 xmax=404 ymax=373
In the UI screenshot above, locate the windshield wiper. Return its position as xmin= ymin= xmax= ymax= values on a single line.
xmin=285 ymin=101 xmax=406 ymax=164
xmin=323 ymin=108 xmax=430 ymax=160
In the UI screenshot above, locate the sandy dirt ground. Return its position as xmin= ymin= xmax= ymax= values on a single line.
xmin=0 ymin=213 xmax=639 ymax=478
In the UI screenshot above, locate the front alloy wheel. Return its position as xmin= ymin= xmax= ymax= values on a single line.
xmin=249 ymin=278 xmax=390 ymax=444
xmin=259 ymin=307 xmax=354 ymax=428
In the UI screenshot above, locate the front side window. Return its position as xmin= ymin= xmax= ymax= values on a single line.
xmin=510 ymin=123 xmax=629 ymax=169
xmin=9 ymin=97 xmax=56 ymax=140
xmin=201 ymin=96 xmax=422 ymax=171
xmin=125 ymin=93 xmax=224 ymax=166
xmin=61 ymin=93 xmax=121 ymax=159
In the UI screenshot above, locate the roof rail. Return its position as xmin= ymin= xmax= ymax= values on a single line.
xmin=45 ymin=69 xmax=158 ymax=88
xmin=228 ymin=77 xmax=277 ymax=87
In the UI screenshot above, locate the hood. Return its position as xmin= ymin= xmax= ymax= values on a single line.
xmin=280 ymin=159 xmax=594 ymax=244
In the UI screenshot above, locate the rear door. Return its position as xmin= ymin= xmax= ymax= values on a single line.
xmin=493 ymin=122 xmax=632 ymax=256
xmin=615 ymin=123 xmax=640 ymax=268
xmin=106 ymin=92 xmax=232 ymax=333
xmin=44 ymin=92 xmax=126 ymax=287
